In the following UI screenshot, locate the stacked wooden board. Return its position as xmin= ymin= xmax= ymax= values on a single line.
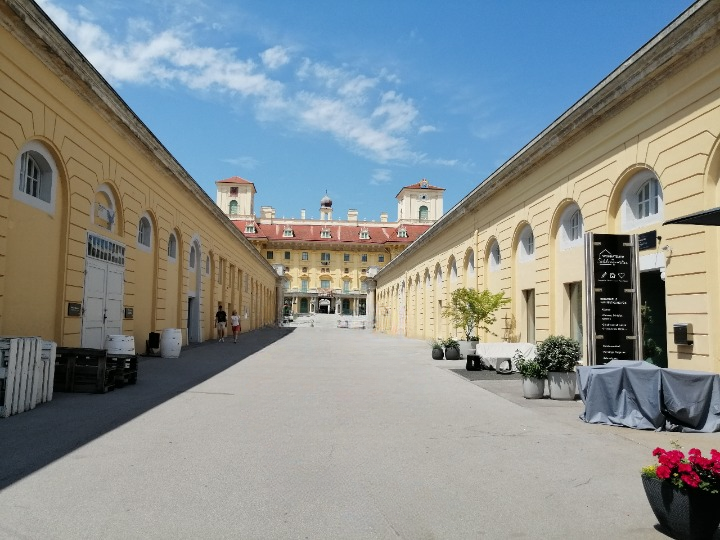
xmin=54 ymin=348 xmax=138 ymax=393
xmin=0 ymin=337 xmax=57 ymax=418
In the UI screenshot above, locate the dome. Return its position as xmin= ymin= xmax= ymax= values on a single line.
xmin=320 ymin=192 xmax=332 ymax=207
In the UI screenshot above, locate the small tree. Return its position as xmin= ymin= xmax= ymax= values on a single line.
xmin=442 ymin=288 xmax=510 ymax=340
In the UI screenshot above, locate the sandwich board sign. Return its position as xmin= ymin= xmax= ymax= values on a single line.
xmin=584 ymin=233 xmax=642 ymax=365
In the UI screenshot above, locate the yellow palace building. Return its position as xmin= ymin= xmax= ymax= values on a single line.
xmin=374 ymin=0 xmax=720 ymax=374
xmin=216 ymin=177 xmax=442 ymax=317
xmin=0 ymin=0 xmax=279 ymax=348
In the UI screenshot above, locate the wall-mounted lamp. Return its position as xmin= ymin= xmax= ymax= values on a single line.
xmin=662 ymin=245 xmax=673 ymax=256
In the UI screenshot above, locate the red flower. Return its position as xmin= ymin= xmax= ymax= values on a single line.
xmin=656 ymin=465 xmax=672 ymax=479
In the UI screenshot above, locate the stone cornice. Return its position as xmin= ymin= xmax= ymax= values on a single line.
xmin=1 ymin=0 xmax=276 ymax=278
xmin=379 ymin=0 xmax=720 ymax=279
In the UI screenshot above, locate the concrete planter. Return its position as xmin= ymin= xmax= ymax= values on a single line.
xmin=547 ymin=371 xmax=577 ymax=400
xmin=522 ymin=377 xmax=545 ymax=399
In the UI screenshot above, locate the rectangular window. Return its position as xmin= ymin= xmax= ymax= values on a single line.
xmin=523 ymin=289 xmax=536 ymax=343
xmin=343 ymin=281 xmax=350 ymax=293
xmin=378 ymin=255 xmax=385 ymax=263
xmin=302 ymin=252 xmax=309 ymax=261
xmin=344 ymin=253 xmax=350 ymax=262
xmin=301 ymin=279 xmax=309 ymax=292
xmin=321 ymin=252 xmax=330 ymax=266
xmin=284 ymin=251 xmax=291 ymax=260
xmin=361 ymin=254 xmax=368 ymax=262
xmin=266 ymin=251 xmax=274 ymax=260
xmin=230 ymin=186 xmax=238 ymax=196
xmin=361 ymin=281 xmax=368 ymax=293
xmin=321 ymin=279 xmax=330 ymax=288
xmin=567 ymin=282 xmax=583 ymax=346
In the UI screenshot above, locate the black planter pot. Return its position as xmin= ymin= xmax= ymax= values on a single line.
xmin=641 ymin=475 xmax=720 ymax=539
xmin=431 ymin=348 xmax=444 ymax=360
xmin=444 ymin=347 xmax=460 ymax=360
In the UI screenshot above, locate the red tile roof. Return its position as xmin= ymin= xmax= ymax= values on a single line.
xmin=396 ymin=181 xmax=444 ymax=198
xmin=216 ymin=176 xmax=255 ymax=185
xmin=234 ymin=221 xmax=430 ymax=245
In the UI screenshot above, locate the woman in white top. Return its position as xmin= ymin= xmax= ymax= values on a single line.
xmin=230 ymin=310 xmax=241 ymax=343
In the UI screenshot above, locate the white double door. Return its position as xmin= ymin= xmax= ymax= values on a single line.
xmin=81 ymin=258 xmax=124 ymax=349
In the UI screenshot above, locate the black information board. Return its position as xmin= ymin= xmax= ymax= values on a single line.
xmin=592 ymin=234 xmax=637 ymax=364
xmin=637 ymin=230 xmax=657 ymax=251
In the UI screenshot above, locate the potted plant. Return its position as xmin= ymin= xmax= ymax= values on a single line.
xmin=535 ymin=335 xmax=581 ymax=400
xmin=441 ymin=288 xmax=510 ymax=357
xmin=430 ymin=339 xmax=444 ymax=360
xmin=443 ymin=337 xmax=461 ymax=360
xmin=514 ymin=351 xmax=546 ymax=399
xmin=641 ymin=444 xmax=720 ymax=538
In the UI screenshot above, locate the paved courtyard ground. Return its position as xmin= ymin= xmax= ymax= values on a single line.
xmin=0 ymin=326 xmax=719 ymax=539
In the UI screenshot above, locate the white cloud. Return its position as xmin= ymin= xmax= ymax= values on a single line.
xmin=38 ymin=0 xmax=429 ymax=164
xmin=370 ymin=169 xmax=392 ymax=185
xmin=418 ymin=125 xmax=437 ymax=134
xmin=260 ymin=46 xmax=290 ymax=69
xmin=222 ymin=156 xmax=260 ymax=169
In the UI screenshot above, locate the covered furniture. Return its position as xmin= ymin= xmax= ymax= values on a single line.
xmin=577 ymin=360 xmax=720 ymax=432
xmin=475 ymin=342 xmax=536 ymax=372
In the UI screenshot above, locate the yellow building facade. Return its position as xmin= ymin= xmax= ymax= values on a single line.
xmin=0 ymin=0 xmax=279 ymax=348
xmin=216 ymin=177 xmax=441 ymax=316
xmin=374 ymin=0 xmax=720 ymax=373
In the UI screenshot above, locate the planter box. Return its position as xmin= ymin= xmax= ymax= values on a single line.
xmin=547 ymin=371 xmax=577 ymax=400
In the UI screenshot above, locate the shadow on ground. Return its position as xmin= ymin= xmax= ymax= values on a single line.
xmin=0 ymin=327 xmax=293 ymax=490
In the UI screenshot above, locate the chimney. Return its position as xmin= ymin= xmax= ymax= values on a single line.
xmin=347 ymin=209 xmax=358 ymax=222
xmin=261 ymin=206 xmax=274 ymax=220
xmin=301 ymin=209 xmax=306 ymax=220
xmin=380 ymin=212 xmax=388 ymax=223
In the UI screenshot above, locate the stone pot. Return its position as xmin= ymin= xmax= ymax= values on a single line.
xmin=521 ymin=377 xmax=545 ymax=399
xmin=642 ymin=475 xmax=720 ymax=539
xmin=431 ymin=348 xmax=444 ymax=360
xmin=547 ymin=371 xmax=577 ymax=400
xmin=444 ymin=347 xmax=461 ymax=360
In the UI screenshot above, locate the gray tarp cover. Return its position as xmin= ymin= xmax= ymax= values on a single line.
xmin=577 ymin=360 xmax=720 ymax=433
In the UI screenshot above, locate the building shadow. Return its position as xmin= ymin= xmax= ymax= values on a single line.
xmin=0 ymin=326 xmax=294 ymax=490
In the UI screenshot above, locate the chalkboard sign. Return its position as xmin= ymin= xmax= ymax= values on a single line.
xmin=585 ymin=233 xmax=641 ymax=365
xmin=67 ymin=302 xmax=81 ymax=317
xmin=124 ymin=307 xmax=134 ymax=319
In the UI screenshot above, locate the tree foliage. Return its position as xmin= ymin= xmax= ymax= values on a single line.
xmin=441 ymin=287 xmax=510 ymax=340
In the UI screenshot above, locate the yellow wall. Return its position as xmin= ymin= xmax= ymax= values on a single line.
xmin=0 ymin=3 xmax=278 ymax=347
xmin=375 ymin=10 xmax=720 ymax=373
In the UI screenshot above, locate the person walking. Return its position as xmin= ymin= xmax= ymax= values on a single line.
xmin=215 ymin=304 xmax=227 ymax=342
xmin=230 ymin=310 xmax=241 ymax=343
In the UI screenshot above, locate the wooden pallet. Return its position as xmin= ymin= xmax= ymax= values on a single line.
xmin=107 ymin=354 xmax=138 ymax=387
xmin=55 ymin=348 xmax=115 ymax=394
xmin=0 ymin=338 xmax=56 ymax=418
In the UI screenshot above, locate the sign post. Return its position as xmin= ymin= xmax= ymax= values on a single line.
xmin=584 ymin=233 xmax=642 ymax=365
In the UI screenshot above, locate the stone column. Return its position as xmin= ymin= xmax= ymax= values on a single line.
xmin=365 ymin=278 xmax=377 ymax=330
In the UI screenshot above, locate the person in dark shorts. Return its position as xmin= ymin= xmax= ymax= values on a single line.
xmin=215 ymin=304 xmax=227 ymax=342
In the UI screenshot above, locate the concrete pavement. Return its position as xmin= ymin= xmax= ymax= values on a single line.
xmin=0 ymin=327 xmax=719 ymax=539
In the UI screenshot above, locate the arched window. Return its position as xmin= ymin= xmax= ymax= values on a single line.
xmin=559 ymin=204 xmax=584 ymax=249
xmin=137 ymin=217 xmax=152 ymax=248
xmin=419 ymin=205 xmax=429 ymax=220
xmin=620 ymin=171 xmax=663 ymax=230
xmin=229 ymin=200 xmax=238 ymax=215
xmin=168 ymin=233 xmax=177 ymax=260
xmin=519 ymin=225 xmax=535 ymax=261
xmin=14 ymin=141 xmax=58 ymax=213
xmin=489 ymin=240 xmax=501 ymax=271
xmin=189 ymin=246 xmax=196 ymax=270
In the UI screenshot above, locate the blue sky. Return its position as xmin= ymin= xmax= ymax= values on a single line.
xmin=38 ymin=0 xmax=695 ymax=222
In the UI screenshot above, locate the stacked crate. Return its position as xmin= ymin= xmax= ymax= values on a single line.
xmin=54 ymin=348 xmax=138 ymax=393
xmin=0 ymin=337 xmax=56 ymax=418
